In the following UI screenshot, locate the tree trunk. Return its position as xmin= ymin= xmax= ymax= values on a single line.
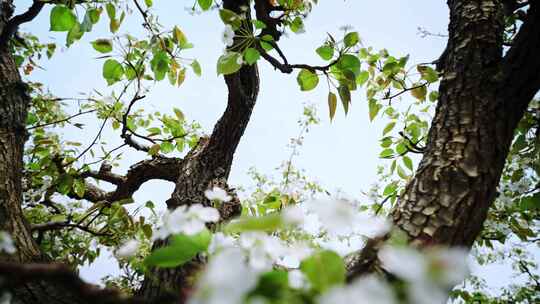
xmin=348 ymin=0 xmax=540 ymax=279
xmin=137 ymin=1 xmax=259 ymax=301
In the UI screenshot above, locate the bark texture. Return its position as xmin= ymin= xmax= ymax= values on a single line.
xmin=136 ymin=1 xmax=259 ymax=301
xmin=348 ymin=0 xmax=540 ymax=279
xmin=0 ymin=0 xmax=40 ymax=265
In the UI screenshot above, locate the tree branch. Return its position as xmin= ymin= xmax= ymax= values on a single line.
xmin=0 ymin=262 xmax=176 ymax=304
xmin=0 ymin=0 xmax=45 ymax=48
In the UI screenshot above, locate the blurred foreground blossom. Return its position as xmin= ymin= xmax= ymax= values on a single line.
xmin=379 ymin=245 xmax=469 ymax=304
xmin=318 ymin=275 xmax=396 ymax=304
xmin=189 ymin=248 xmax=259 ymax=304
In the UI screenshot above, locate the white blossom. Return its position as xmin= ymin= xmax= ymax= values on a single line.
xmin=239 ymin=232 xmax=287 ymax=271
xmin=204 ymin=186 xmax=232 ymax=203
xmin=154 ymin=204 xmax=220 ymax=239
xmin=208 ymin=232 xmax=235 ymax=254
xmin=0 ymin=292 xmax=11 ymax=304
xmin=116 ymin=239 xmax=139 ymax=258
xmin=222 ymin=25 xmax=235 ymax=47
xmin=282 ymin=205 xmax=304 ymax=225
xmin=0 ymin=231 xmax=16 ymax=254
xmin=189 ymin=248 xmax=258 ymax=304
xmin=379 ymin=246 xmax=427 ymax=282
xmin=318 ymin=275 xmax=396 ymax=304
xmin=236 ymin=55 xmax=244 ymax=66
xmin=288 ymin=269 xmax=309 ymax=289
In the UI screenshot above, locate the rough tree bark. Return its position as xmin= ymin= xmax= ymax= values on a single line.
xmin=348 ymin=0 xmax=540 ymax=279
xmin=136 ymin=0 xmax=259 ymax=302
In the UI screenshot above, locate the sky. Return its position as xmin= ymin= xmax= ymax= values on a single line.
xmin=15 ymin=0 xmax=529 ymax=295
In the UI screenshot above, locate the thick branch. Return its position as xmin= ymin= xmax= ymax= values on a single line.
xmin=0 ymin=262 xmax=176 ymax=304
xmin=0 ymin=0 xmax=44 ymax=48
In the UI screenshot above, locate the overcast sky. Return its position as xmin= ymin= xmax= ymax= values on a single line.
xmin=17 ymin=0 xmax=528 ymax=295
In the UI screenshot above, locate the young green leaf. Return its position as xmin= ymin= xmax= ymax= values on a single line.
xmin=191 ymin=60 xmax=202 ymax=76
xmin=244 ymin=48 xmax=260 ymax=65
xmin=344 ymin=31 xmax=360 ymax=47
xmin=217 ymin=52 xmax=242 ymax=75
xmin=198 ymin=0 xmax=212 ymax=10
xmin=144 ymin=230 xmax=211 ymax=268
xmin=102 ymin=59 xmax=124 ymax=85
xmin=328 ymin=92 xmax=337 ymax=121
xmin=300 ymin=250 xmax=345 ymax=292
xmin=50 ymin=5 xmax=77 ymax=32
xmin=297 ymin=69 xmax=319 ymax=91
xmin=91 ymin=39 xmax=113 ymax=53
xmin=338 ymin=85 xmax=351 ymax=114
xmin=316 ymin=46 xmax=334 ymax=61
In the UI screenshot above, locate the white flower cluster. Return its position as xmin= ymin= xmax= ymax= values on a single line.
xmin=319 ymin=275 xmax=396 ymax=304
xmin=0 ymin=231 xmax=16 ymax=254
xmin=153 ymin=204 xmax=220 ymax=240
xmin=378 ymin=246 xmax=469 ymax=304
xmin=304 ymin=199 xmax=391 ymax=237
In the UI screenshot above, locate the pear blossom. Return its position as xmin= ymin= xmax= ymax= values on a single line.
xmin=239 ymin=232 xmax=287 ymax=271
xmin=378 ymin=246 xmax=427 ymax=281
xmin=318 ymin=275 xmax=396 ymax=304
xmin=222 ymin=25 xmax=235 ymax=47
xmin=276 ymin=242 xmax=312 ymax=268
xmin=288 ymin=269 xmax=309 ymax=289
xmin=208 ymin=232 xmax=235 ymax=254
xmin=189 ymin=248 xmax=258 ymax=304
xmin=204 ymin=186 xmax=232 ymax=202
xmin=282 ymin=205 xmax=304 ymax=225
xmin=116 ymin=239 xmax=140 ymax=258
xmin=0 ymin=292 xmax=11 ymax=304
xmin=0 ymin=231 xmax=16 ymax=254
xmin=154 ymin=204 xmax=220 ymax=240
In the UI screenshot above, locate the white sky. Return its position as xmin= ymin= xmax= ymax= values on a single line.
xmin=17 ymin=0 xmax=532 ymax=295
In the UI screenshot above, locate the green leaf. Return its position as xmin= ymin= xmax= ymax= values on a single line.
xmin=88 ymin=8 xmax=101 ymax=24
xmin=160 ymin=141 xmax=174 ymax=154
xmin=368 ymin=99 xmax=381 ymax=121
xmin=383 ymin=122 xmax=396 ymax=136
xmin=102 ymin=59 xmax=124 ymax=85
xmin=379 ymin=148 xmax=394 ymax=158
xmin=300 ymin=250 xmax=345 ymax=292
xmin=244 ymin=48 xmax=260 ymax=65
xmin=66 ymin=22 xmax=83 ymax=46
xmin=297 ymin=69 xmax=319 ymax=91
xmin=173 ymin=26 xmax=188 ymax=46
xmin=191 ymin=60 xmax=202 ymax=76
xmin=338 ymin=85 xmax=351 ymax=114
xmin=383 ymin=182 xmax=398 ymax=196
xmin=335 ymin=54 xmax=361 ymax=77
xmin=57 ymin=174 xmax=74 ymax=195
xmin=145 ymin=0 xmax=153 ymax=7
xmin=411 ymin=83 xmax=427 ymax=101
xmin=50 ymin=5 xmax=77 ymax=32
xmin=224 ymin=214 xmax=283 ymax=233
xmin=149 ymin=144 xmax=161 ymax=156
xmin=328 ymin=92 xmax=337 ymax=121
xmin=144 ymin=230 xmax=211 ymax=268
xmin=403 ymin=156 xmax=413 ymax=171
xmin=91 ymin=39 xmax=113 ymax=53
xmin=73 ymin=179 xmax=86 ymax=198
xmin=397 ymin=165 xmax=408 ymax=179
xmin=356 ymin=70 xmax=369 ymax=86
xmin=217 ymin=52 xmax=242 ymax=75
xmin=150 ymin=51 xmax=171 ymax=81
xmin=316 ymin=45 xmax=334 ymax=61
xmin=344 ymin=32 xmax=359 ymax=47
xmin=429 ymin=91 xmax=439 ymax=102
xmin=289 ymin=16 xmax=304 ymax=33
xmin=418 ymin=65 xmax=439 ymax=83
xmin=198 ymin=0 xmax=212 ymax=10
xmin=106 ymin=3 xmax=116 ymax=19
xmin=219 ymin=9 xmax=242 ymax=29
